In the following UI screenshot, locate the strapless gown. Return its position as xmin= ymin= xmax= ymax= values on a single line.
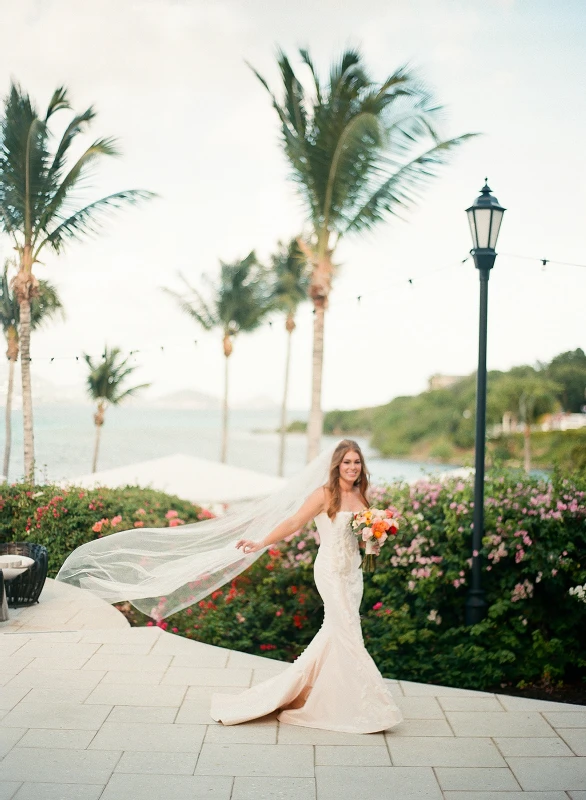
xmin=210 ymin=511 xmax=403 ymax=733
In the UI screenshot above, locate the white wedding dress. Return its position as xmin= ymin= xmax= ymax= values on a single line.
xmin=210 ymin=511 xmax=403 ymax=733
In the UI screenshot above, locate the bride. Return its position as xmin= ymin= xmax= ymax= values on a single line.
xmin=212 ymin=439 xmax=403 ymax=732
xmin=57 ymin=439 xmax=403 ymax=734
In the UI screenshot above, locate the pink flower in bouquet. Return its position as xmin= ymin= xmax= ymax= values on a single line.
xmin=362 ymin=527 xmax=373 ymax=540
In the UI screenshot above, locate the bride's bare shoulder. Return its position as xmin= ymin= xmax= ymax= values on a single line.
xmin=307 ymin=485 xmax=328 ymax=511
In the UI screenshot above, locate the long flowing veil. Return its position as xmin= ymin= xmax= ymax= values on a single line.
xmin=56 ymin=444 xmax=336 ymax=619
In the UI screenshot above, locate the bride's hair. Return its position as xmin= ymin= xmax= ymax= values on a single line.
xmin=325 ymin=439 xmax=370 ymax=519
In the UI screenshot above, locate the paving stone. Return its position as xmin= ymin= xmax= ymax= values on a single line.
xmin=82 ymin=653 xmax=172 ymax=672
xmin=195 ymin=743 xmax=314 ymax=777
xmin=315 ymin=745 xmax=391 ymax=765
xmin=161 ymin=667 xmax=252 ymax=686
xmin=1 ymin=702 xmax=111 ymax=730
xmin=443 ymin=793 xmax=568 ymax=800
xmin=84 ymin=682 xmax=185 ymax=707
xmin=386 ymin=718 xmax=454 ymax=737
xmin=494 ymin=736 xmax=575 ymax=757
xmin=106 ymin=705 xmax=178 ymax=724
xmin=559 ymin=729 xmax=586 ymax=756
xmin=232 ymin=776 xmax=315 ymax=800
xmin=446 ymin=711 xmax=556 ymax=737
xmin=507 ymin=756 xmax=586 ymax=790
xmin=16 ymin=729 xmax=96 ymax=749
xmin=569 ymin=792 xmax=586 ymax=799
xmin=100 ymin=774 xmax=232 ymax=800
xmin=395 ymin=696 xmax=446 ymax=719
xmin=0 ymin=656 xmax=34 ymax=675
xmin=26 ymin=655 xmax=95 ymax=671
xmin=15 ymin=641 xmax=100 ymax=660
xmin=94 ymin=643 xmax=155 ymax=655
xmin=170 ymin=651 xmax=230 ymax=668
xmin=388 ymin=737 xmax=506 ymax=767
xmin=400 ymin=681 xmax=488 ymax=697
xmin=150 ymin=634 xmax=222 ymax=656
xmin=0 ymin=783 xmax=20 ymax=800
xmin=80 ymin=628 xmax=159 ymax=644
xmin=226 ymin=651 xmax=288 ymax=671
xmin=176 ymin=698 xmax=220 ymax=724
xmin=89 ymin=721 xmax=205 ymax=752
xmin=0 ymin=730 xmax=26 ymax=758
xmin=21 ymin=686 xmax=94 ymax=704
xmin=10 ymin=632 xmax=82 ymax=643
xmin=0 ymin=748 xmax=121 ymax=784
xmin=438 ymin=696 xmax=504 ymax=712
xmin=543 ymin=712 xmax=586 ymax=728
xmin=435 ymin=767 xmax=521 ymax=791
xmin=99 ymin=669 xmax=165 ymax=685
xmin=7 ymin=668 xmax=105 ymax=690
xmin=0 ymin=687 xmax=30 ymax=711
xmin=114 ymin=751 xmax=197 ymax=774
xmin=204 ymin=722 xmax=277 ymax=744
xmin=496 ymin=694 xmax=586 ymax=713
xmin=278 ymin=724 xmax=385 ymax=745
xmin=315 ymin=765 xmax=443 ymax=800
xmin=11 ymin=785 xmax=104 ymax=800
xmin=0 ymin=637 xmax=28 ymax=656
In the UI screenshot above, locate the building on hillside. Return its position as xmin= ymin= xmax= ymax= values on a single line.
xmin=540 ymin=412 xmax=586 ymax=432
xmin=428 ymin=374 xmax=466 ymax=392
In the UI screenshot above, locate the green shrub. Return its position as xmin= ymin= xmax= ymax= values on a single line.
xmin=0 ymin=483 xmax=207 ymax=577
xmin=128 ymin=468 xmax=586 ymax=692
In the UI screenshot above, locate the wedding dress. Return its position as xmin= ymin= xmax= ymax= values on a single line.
xmin=210 ymin=511 xmax=403 ymax=733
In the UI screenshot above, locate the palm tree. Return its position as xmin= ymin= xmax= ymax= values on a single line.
xmin=164 ymin=253 xmax=272 ymax=462
xmin=251 ymin=48 xmax=475 ymax=459
xmin=0 ymin=82 xmax=153 ymax=480
xmin=0 ymin=260 xmax=64 ymax=480
xmin=270 ymin=239 xmax=309 ymax=476
xmin=84 ymin=346 xmax=150 ymax=473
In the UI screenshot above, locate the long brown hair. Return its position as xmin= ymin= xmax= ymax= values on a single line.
xmin=326 ymin=439 xmax=369 ymax=519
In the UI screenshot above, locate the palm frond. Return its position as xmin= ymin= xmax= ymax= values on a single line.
xmin=39 ymin=189 xmax=154 ymax=256
xmin=342 ymin=134 xmax=477 ymax=235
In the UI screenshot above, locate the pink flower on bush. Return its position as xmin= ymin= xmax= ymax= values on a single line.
xmin=92 ymin=521 xmax=103 ymax=533
xmin=372 ymin=602 xmax=383 ymax=611
xmin=168 ymin=518 xmax=184 ymax=527
xmin=165 ymin=510 xmax=179 ymax=519
xmin=134 ymin=521 xmax=145 ymax=528
xmin=111 ymin=515 xmax=122 ymax=526
xmin=136 ymin=508 xmax=146 ymax=516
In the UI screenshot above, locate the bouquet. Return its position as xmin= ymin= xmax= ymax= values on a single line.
xmin=351 ymin=507 xmax=399 ymax=573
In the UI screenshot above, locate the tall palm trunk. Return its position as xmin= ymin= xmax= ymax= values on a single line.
xmin=278 ymin=314 xmax=296 ymax=477
xmin=13 ymin=246 xmax=37 ymax=482
xmin=221 ymin=334 xmax=233 ymax=463
xmin=303 ymin=234 xmax=332 ymax=463
xmin=3 ymin=362 xmax=16 ymax=481
xmin=307 ymin=300 xmax=326 ymax=461
xmin=92 ymin=401 xmax=106 ymax=473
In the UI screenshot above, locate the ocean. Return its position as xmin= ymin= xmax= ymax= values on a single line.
xmin=1 ymin=404 xmax=460 ymax=486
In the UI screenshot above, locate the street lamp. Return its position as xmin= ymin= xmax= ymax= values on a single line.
xmin=465 ymin=181 xmax=506 ymax=626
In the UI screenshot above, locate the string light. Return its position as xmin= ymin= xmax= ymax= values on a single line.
xmin=11 ymin=250 xmax=584 ymax=362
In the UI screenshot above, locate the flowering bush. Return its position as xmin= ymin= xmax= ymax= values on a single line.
xmin=0 ymin=483 xmax=209 ymax=576
xmin=132 ymin=468 xmax=586 ymax=693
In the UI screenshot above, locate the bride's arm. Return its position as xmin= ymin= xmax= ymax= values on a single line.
xmin=236 ymin=488 xmax=326 ymax=554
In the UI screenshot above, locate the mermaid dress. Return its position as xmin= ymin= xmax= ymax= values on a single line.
xmin=210 ymin=510 xmax=403 ymax=733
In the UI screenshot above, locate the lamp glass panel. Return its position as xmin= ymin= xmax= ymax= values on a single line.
xmin=467 ymin=209 xmax=478 ymax=248
xmin=473 ymin=207 xmax=492 ymax=249
xmin=489 ymin=209 xmax=504 ymax=249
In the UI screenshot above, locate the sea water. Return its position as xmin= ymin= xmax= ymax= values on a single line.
xmin=1 ymin=404 xmax=460 ymax=485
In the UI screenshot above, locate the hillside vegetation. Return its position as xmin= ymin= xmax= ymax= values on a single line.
xmin=305 ymin=349 xmax=586 ymax=470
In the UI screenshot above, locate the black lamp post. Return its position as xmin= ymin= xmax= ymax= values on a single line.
xmin=465 ymin=181 xmax=506 ymax=626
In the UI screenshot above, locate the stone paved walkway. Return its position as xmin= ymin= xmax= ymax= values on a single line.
xmin=0 ymin=580 xmax=584 ymax=799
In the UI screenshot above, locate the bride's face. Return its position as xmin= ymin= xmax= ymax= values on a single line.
xmin=339 ymin=450 xmax=362 ymax=484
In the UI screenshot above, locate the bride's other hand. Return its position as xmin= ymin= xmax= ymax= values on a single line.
xmin=236 ymin=539 xmax=262 ymax=554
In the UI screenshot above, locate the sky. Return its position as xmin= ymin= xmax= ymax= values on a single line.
xmin=0 ymin=0 xmax=584 ymax=411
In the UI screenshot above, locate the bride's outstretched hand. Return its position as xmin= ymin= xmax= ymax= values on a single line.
xmin=236 ymin=539 xmax=263 ymax=554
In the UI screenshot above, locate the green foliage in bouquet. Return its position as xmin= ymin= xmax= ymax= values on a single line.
xmin=0 ymin=483 xmax=207 ymax=577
